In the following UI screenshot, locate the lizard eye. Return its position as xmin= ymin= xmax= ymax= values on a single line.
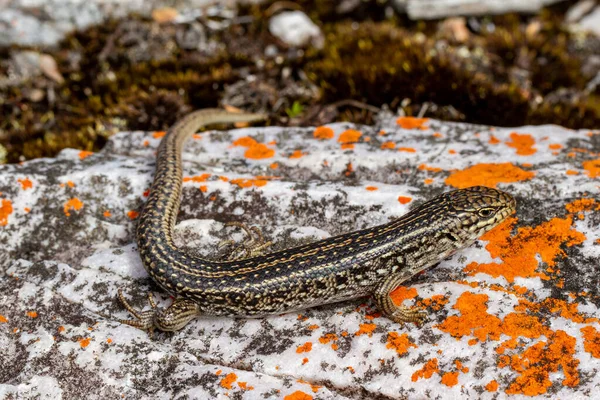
xmin=478 ymin=208 xmax=495 ymax=218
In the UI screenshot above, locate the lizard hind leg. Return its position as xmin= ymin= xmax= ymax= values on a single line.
xmin=373 ymin=273 xmax=428 ymax=326
xmin=218 ymin=221 xmax=273 ymax=261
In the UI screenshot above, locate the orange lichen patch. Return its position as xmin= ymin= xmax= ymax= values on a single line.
xmin=390 ymin=286 xmax=418 ymax=305
xmin=506 ymin=132 xmax=537 ymax=156
xmin=152 ymin=131 xmax=166 ymax=139
xmin=238 ymin=382 xmax=254 ymax=390
xmin=103 ymin=210 xmax=111 ymax=217
xmin=501 ymin=313 xmax=547 ymax=339
xmin=485 ymin=380 xmax=499 ymax=392
xmin=307 ymin=324 xmax=319 ymax=330
xmin=583 ymin=159 xmax=600 ymax=178
xmin=0 ymin=199 xmax=13 ymax=226
xmin=503 ymin=330 xmax=579 ymax=396
xmin=319 ymin=333 xmax=338 ymax=347
xmin=57 ymin=326 xmax=65 ymax=333
xmin=297 ymin=379 xmax=322 ymax=393
xmin=296 ymin=342 xmax=312 ymax=353
xmin=215 ymin=370 xmax=222 ymax=376
xmin=397 ymin=147 xmax=416 ymax=153
xmin=143 ymin=140 xmax=150 ymax=147
xmin=127 ymin=210 xmax=139 ymax=220
xmin=432 ymin=132 xmax=443 ymax=138
xmin=77 ymin=150 xmax=94 ymax=160
xmin=366 ymin=186 xmax=378 ymax=191
xmin=418 ymin=295 xmax=449 ymax=311
xmin=66 ymin=181 xmax=75 ymax=188
xmin=338 ymin=129 xmax=362 ymax=144
xmin=381 ymin=141 xmax=396 ymax=150
xmin=79 ymin=337 xmax=91 ymax=348
xmin=313 ymin=126 xmax=334 ymax=140
xmin=0 ymin=315 xmax=7 ymax=323
xmin=355 ymin=323 xmax=377 ymax=337
xmin=230 ymin=178 xmax=268 ymax=188
xmin=341 ymin=143 xmax=355 ymax=150
xmin=302 ymin=357 xmax=309 ymax=365
xmin=455 ymin=360 xmax=469 ymax=373
xmin=270 ymin=162 xmax=279 ymax=169
xmin=418 ymin=164 xmax=442 ymax=172
xmin=411 ymin=358 xmax=439 ymax=382
xmin=284 ymin=391 xmax=313 ymax=400
xmin=548 ymin=144 xmax=562 ymax=150
xmin=199 ymin=185 xmax=207 ymax=193
xmin=397 ymin=196 xmax=412 ymax=204
xmin=106 ymin=338 xmax=112 ymax=344
xmin=441 ymin=371 xmax=459 ymax=387
xmin=183 ymin=173 xmax=211 ymax=183
xmin=18 ymin=178 xmax=33 ymax=190
xmin=220 ymin=372 xmax=237 ymax=390
xmin=489 ymin=135 xmax=501 ymax=145
xmin=245 ymin=143 xmax=275 ymax=159
xmin=289 ymin=150 xmax=306 ymax=159
xmin=445 ymin=163 xmax=534 ymax=188
xmin=63 ymin=198 xmax=83 ymax=217
xmin=437 ymin=292 xmax=502 ymax=341
xmin=566 ymin=170 xmax=579 ymax=175
xmin=448 ymin=149 xmax=457 ymax=154
xmin=396 ymin=117 xmax=429 ymax=130
xmin=232 ymin=136 xmax=257 ymax=147
xmin=386 ymin=332 xmax=417 ymax=355
xmin=424 ymin=178 xmax=434 ymax=185
xmin=565 ymin=198 xmax=596 ymax=214
xmin=581 ymin=326 xmax=600 ymax=358
xmin=24 ymin=207 xmax=30 ymax=213
xmin=464 ymin=216 xmax=586 ymax=283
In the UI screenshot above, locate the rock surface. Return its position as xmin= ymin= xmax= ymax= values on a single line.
xmin=1 ymin=114 xmax=599 ymax=399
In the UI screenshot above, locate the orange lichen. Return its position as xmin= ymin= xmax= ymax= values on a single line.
xmin=548 ymin=144 xmax=562 ymax=150
xmin=127 ymin=210 xmax=139 ymax=219
xmin=396 ymin=117 xmax=428 ymax=130
xmin=103 ymin=210 xmax=111 ymax=217
xmin=341 ymin=143 xmax=355 ymax=150
xmin=230 ymin=179 xmax=268 ymax=188
xmin=386 ymin=332 xmax=417 ymax=355
xmin=432 ymin=132 xmax=443 ymax=138
xmin=215 ymin=370 xmax=222 ymax=376
xmin=313 ymin=126 xmax=334 ymax=140
xmin=366 ymin=186 xmax=378 ymax=191
xmin=0 ymin=315 xmax=7 ymax=323
xmin=411 ymin=358 xmax=439 ymax=382
xmin=0 ymin=199 xmax=13 ymax=226
xmin=418 ymin=295 xmax=449 ymax=311
xmin=63 ymin=198 xmax=83 ymax=217
xmin=441 ymin=371 xmax=459 ymax=387
xmin=418 ymin=164 xmax=442 ymax=172
xmin=24 ymin=207 xmax=30 ymax=213
xmin=445 ymin=163 xmax=534 ymax=188
xmin=220 ymin=373 xmax=237 ymax=389
xmin=18 ymin=178 xmax=32 ymax=190
xmin=381 ymin=141 xmax=396 ymax=149
xmin=245 ymin=143 xmax=275 ymax=159
xmin=437 ymin=292 xmax=502 ymax=341
xmin=424 ymin=178 xmax=434 ymax=184
xmin=78 ymin=150 xmax=94 ymax=160
xmin=199 ymin=185 xmax=207 ymax=192
xmin=581 ymin=326 xmax=600 ymax=358
xmin=464 ymin=216 xmax=586 ymax=283
xmin=506 ymin=132 xmax=537 ymax=156
xmin=297 ymin=379 xmax=322 ymax=393
xmin=183 ymin=173 xmax=211 ymax=183
xmin=397 ymin=196 xmax=412 ymax=204
xmin=79 ymin=337 xmax=91 ymax=348
xmin=448 ymin=149 xmax=457 ymax=154
xmin=232 ymin=136 xmax=257 ymax=147
xmin=566 ymin=170 xmax=579 ymax=175
xmin=289 ymin=150 xmax=306 ymax=159
xmin=582 ymin=159 xmax=600 ymax=178
xmin=296 ymin=342 xmax=312 ymax=353
xmin=153 ymin=131 xmax=166 ymax=139
xmin=517 ymin=298 xmax=597 ymax=324
xmin=319 ymin=333 xmax=338 ymax=346
xmin=338 ymin=129 xmax=362 ymax=145
xmin=270 ymin=162 xmax=279 ymax=169
xmin=504 ymin=331 xmax=579 ymax=396
xmin=284 ymin=391 xmax=312 ymax=400
xmin=489 ymin=135 xmax=501 ymax=145
xmin=390 ymin=286 xmax=417 ymax=305
xmin=397 ymin=147 xmax=416 ymax=153
xmin=485 ymin=380 xmax=499 ymax=392
xmin=565 ymin=198 xmax=596 ymax=214
xmin=307 ymin=324 xmax=319 ymax=330
xmin=238 ymin=382 xmax=254 ymax=390
xmin=355 ymin=323 xmax=377 ymax=337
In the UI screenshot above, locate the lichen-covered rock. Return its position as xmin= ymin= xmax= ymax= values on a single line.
xmin=0 ymin=115 xmax=599 ymax=399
